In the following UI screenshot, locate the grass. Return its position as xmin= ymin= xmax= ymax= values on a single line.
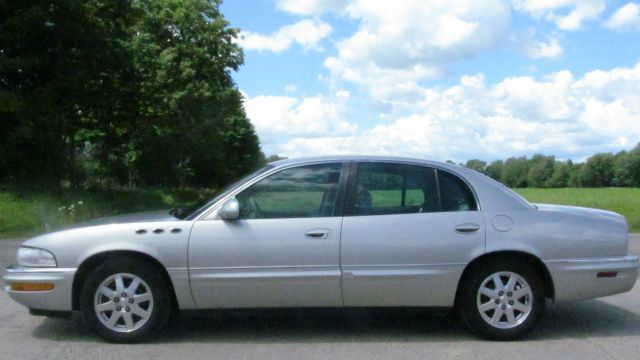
xmin=1 ymin=187 xmax=638 ymax=238
xmin=0 ymin=188 xmax=215 ymax=238
xmin=515 ymin=188 xmax=640 ymax=232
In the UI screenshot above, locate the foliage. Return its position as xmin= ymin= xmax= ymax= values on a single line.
xmin=526 ymin=154 xmax=555 ymax=188
xmin=0 ymin=0 xmax=263 ymax=190
xmin=582 ymin=153 xmax=615 ymax=187
xmin=266 ymin=155 xmax=288 ymax=163
xmin=613 ymin=147 xmax=640 ymax=187
xmin=464 ymin=159 xmax=487 ymax=173
xmin=484 ymin=160 xmax=503 ymax=182
xmin=546 ymin=160 xmax=570 ymax=188
xmin=501 ymin=156 xmax=529 ymax=188
xmin=463 ymin=142 xmax=640 ymax=189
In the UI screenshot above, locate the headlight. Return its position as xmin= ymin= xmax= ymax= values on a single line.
xmin=16 ymin=247 xmax=57 ymax=267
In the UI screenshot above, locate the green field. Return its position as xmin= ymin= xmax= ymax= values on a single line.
xmin=515 ymin=188 xmax=640 ymax=232
xmin=1 ymin=187 xmax=638 ymax=238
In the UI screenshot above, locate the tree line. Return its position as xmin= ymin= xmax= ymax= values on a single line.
xmin=2 ymin=2 xmax=638 ymax=193
xmin=0 ymin=0 xmax=263 ymax=190
xmin=460 ymin=143 xmax=640 ymax=188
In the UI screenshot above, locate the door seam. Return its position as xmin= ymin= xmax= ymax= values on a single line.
xmin=338 ymin=214 xmax=346 ymax=306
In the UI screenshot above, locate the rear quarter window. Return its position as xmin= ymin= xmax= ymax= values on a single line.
xmin=437 ymin=170 xmax=478 ymax=211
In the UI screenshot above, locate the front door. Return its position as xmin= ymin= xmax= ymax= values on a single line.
xmin=340 ymin=162 xmax=485 ymax=307
xmin=188 ymin=162 xmax=347 ymax=308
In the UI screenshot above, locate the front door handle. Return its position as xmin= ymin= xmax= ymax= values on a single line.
xmin=305 ymin=229 xmax=331 ymax=239
xmin=455 ymin=223 xmax=481 ymax=234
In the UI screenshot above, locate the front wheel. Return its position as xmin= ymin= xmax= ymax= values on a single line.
xmin=79 ymin=257 xmax=172 ymax=343
xmin=459 ymin=261 xmax=545 ymax=340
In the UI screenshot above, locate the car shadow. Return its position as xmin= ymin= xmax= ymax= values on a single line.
xmin=31 ymin=299 xmax=640 ymax=343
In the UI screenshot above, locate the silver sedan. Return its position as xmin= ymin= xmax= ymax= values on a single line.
xmin=4 ymin=156 xmax=639 ymax=342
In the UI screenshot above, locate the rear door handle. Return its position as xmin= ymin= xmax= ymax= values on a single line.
xmin=305 ymin=229 xmax=331 ymax=239
xmin=455 ymin=223 xmax=481 ymax=234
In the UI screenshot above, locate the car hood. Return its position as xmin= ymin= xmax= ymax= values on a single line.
xmin=533 ymin=203 xmax=626 ymax=222
xmin=83 ymin=210 xmax=177 ymax=225
xmin=63 ymin=210 xmax=177 ymax=229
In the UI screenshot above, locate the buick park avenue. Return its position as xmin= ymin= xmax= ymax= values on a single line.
xmin=4 ymin=156 xmax=638 ymax=342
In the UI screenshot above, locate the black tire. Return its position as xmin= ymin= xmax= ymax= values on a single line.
xmin=459 ymin=259 xmax=545 ymax=340
xmin=79 ymin=256 xmax=172 ymax=343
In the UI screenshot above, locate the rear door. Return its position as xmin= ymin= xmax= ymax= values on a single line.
xmin=340 ymin=162 xmax=485 ymax=307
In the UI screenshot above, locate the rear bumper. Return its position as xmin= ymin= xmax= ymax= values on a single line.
xmin=3 ymin=265 xmax=76 ymax=311
xmin=545 ymin=256 xmax=639 ymax=301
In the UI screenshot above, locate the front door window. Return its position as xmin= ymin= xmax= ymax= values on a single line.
xmin=236 ymin=163 xmax=343 ymax=219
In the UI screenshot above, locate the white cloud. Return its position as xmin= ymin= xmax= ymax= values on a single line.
xmin=260 ymin=63 xmax=640 ymax=161
xmin=237 ymin=20 xmax=331 ymax=53
xmin=323 ymin=0 xmax=510 ymax=103
xmin=524 ymin=35 xmax=563 ymax=59
xmin=243 ymin=93 xmax=357 ymax=153
xmin=604 ymin=2 xmax=640 ymax=30
xmin=511 ymin=0 xmax=606 ymax=30
xmin=275 ymin=0 xmax=346 ymax=16
xmin=245 ymin=0 xmax=640 ymax=160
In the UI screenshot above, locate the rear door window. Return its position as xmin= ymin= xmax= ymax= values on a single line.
xmin=350 ymin=163 xmax=439 ymax=216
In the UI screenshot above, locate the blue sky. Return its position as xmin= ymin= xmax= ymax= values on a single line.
xmin=221 ymin=0 xmax=640 ymax=162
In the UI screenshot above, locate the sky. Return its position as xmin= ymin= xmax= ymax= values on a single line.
xmin=221 ymin=0 xmax=640 ymax=162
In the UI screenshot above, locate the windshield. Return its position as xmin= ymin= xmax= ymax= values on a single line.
xmin=181 ymin=165 xmax=275 ymax=220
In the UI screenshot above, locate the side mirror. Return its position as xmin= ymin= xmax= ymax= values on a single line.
xmin=169 ymin=207 xmax=187 ymax=219
xmin=219 ymin=198 xmax=240 ymax=220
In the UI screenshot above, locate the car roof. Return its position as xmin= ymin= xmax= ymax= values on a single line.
xmin=269 ymin=155 xmax=463 ymax=170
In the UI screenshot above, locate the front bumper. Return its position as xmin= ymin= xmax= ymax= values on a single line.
xmin=3 ymin=265 xmax=76 ymax=311
xmin=545 ymin=256 xmax=639 ymax=301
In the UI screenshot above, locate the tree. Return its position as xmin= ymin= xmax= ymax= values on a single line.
xmin=132 ymin=0 xmax=261 ymax=188
xmin=613 ymin=145 xmax=640 ymax=187
xmin=627 ymin=144 xmax=640 ymax=186
xmin=1 ymin=0 xmax=263 ymax=190
xmin=546 ymin=161 xmax=569 ymax=188
xmin=613 ymin=151 xmax=633 ymax=186
xmin=567 ymin=161 xmax=583 ymax=187
xmin=527 ymin=154 xmax=555 ymax=188
xmin=0 ymin=0 xmax=137 ymax=188
xmin=501 ymin=157 xmax=529 ymax=188
xmin=464 ymin=159 xmax=487 ymax=173
xmin=485 ymin=160 xmax=504 ymax=181
xmin=582 ymin=153 xmax=615 ymax=187
xmin=266 ymin=155 xmax=288 ymax=163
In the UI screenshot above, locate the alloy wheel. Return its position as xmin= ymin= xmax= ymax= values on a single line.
xmin=476 ymin=271 xmax=533 ymax=329
xmin=93 ymin=273 xmax=154 ymax=333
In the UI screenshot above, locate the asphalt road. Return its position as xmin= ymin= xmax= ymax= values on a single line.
xmin=0 ymin=236 xmax=639 ymax=360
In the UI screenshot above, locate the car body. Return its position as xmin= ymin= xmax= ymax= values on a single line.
xmin=4 ymin=156 xmax=639 ymax=342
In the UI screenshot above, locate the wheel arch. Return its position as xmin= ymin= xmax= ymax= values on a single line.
xmin=454 ymin=250 xmax=555 ymax=308
xmin=72 ymin=250 xmax=178 ymax=311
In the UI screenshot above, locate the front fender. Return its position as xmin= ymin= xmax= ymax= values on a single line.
xmin=22 ymin=221 xmax=196 ymax=310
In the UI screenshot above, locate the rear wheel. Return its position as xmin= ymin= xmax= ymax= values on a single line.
xmin=79 ymin=257 xmax=172 ymax=343
xmin=459 ymin=260 xmax=545 ymax=340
